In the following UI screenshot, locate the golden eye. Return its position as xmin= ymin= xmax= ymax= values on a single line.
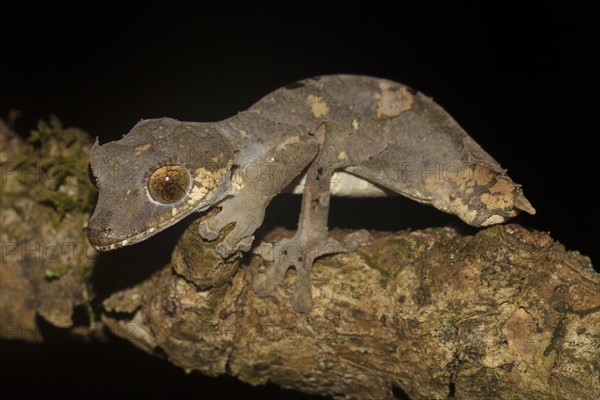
xmin=148 ymin=165 xmax=190 ymax=204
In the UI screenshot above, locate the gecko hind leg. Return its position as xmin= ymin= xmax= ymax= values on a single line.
xmin=254 ymin=231 xmax=343 ymax=312
xmin=254 ymin=231 xmax=370 ymax=312
xmin=253 ymin=158 xmax=372 ymax=312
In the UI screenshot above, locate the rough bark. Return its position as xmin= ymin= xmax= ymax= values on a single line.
xmin=2 ymin=120 xmax=599 ymax=399
xmin=0 ymin=118 xmax=97 ymax=338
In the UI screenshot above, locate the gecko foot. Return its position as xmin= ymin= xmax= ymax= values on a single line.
xmin=253 ymin=229 xmax=372 ymax=312
xmin=198 ymin=198 xmax=267 ymax=258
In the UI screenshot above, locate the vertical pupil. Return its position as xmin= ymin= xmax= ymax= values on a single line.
xmin=148 ymin=165 xmax=190 ymax=203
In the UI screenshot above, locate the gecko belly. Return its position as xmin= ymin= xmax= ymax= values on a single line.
xmin=288 ymin=171 xmax=394 ymax=198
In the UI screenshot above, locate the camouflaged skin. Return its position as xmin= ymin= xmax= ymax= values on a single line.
xmin=86 ymin=75 xmax=534 ymax=311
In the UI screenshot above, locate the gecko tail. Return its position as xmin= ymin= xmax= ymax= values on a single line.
xmin=514 ymin=191 xmax=536 ymax=215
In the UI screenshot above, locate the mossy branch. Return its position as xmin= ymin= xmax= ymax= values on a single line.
xmin=1 ymin=119 xmax=599 ymax=400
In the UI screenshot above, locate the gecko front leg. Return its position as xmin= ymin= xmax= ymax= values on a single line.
xmin=198 ymin=190 xmax=270 ymax=257
xmin=198 ymin=132 xmax=320 ymax=258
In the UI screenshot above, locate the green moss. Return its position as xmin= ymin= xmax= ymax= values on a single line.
xmin=45 ymin=264 xmax=73 ymax=280
xmin=4 ymin=115 xmax=97 ymax=219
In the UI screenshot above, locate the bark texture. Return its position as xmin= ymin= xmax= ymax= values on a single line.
xmin=2 ymin=120 xmax=599 ymax=399
xmin=0 ymin=119 xmax=97 ymax=338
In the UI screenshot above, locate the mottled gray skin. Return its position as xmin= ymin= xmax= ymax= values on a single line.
xmin=86 ymin=75 xmax=535 ymax=312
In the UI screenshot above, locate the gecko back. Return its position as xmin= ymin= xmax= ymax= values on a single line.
xmin=245 ymin=75 xmax=535 ymax=226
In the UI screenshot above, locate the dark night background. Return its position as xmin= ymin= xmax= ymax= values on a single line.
xmin=1 ymin=3 xmax=597 ymax=399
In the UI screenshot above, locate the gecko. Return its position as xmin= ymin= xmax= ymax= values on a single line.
xmin=85 ymin=75 xmax=535 ymax=312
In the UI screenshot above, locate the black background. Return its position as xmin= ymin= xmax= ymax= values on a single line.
xmin=1 ymin=3 xmax=597 ymax=399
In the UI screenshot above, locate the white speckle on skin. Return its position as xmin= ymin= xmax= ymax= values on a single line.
xmin=187 ymin=185 xmax=209 ymax=203
xmin=231 ymin=171 xmax=244 ymax=191
xmin=275 ymin=135 xmax=301 ymax=151
xmin=375 ymin=82 xmax=414 ymax=118
xmin=448 ymin=197 xmax=478 ymax=224
xmin=171 ymin=207 xmax=178 ymax=216
xmin=481 ymin=215 xmax=505 ymax=226
xmin=352 ymin=119 xmax=359 ymax=130
xmin=306 ymin=94 xmax=329 ymax=118
xmin=338 ymin=151 xmax=348 ymax=161
xmin=134 ymin=143 xmax=152 ymax=156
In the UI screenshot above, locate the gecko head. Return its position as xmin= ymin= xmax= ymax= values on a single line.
xmin=85 ymin=118 xmax=234 ymax=251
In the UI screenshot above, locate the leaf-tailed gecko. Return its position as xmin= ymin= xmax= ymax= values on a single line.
xmin=85 ymin=75 xmax=535 ymax=312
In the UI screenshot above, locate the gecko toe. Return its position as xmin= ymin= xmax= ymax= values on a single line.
xmin=215 ymin=242 xmax=233 ymax=258
xmin=254 ymin=258 xmax=292 ymax=297
xmin=198 ymin=222 xmax=219 ymax=240
xmin=237 ymin=235 xmax=254 ymax=252
xmin=292 ymin=288 xmax=313 ymax=313
xmin=215 ymin=235 xmax=254 ymax=258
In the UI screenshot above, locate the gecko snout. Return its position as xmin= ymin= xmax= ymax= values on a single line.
xmin=84 ymin=219 xmax=119 ymax=250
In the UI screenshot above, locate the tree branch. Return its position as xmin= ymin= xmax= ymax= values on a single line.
xmin=2 ymin=120 xmax=599 ymax=399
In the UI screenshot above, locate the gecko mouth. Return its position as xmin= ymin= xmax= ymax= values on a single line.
xmin=85 ymin=203 xmax=203 ymax=252
xmin=84 ymin=225 xmax=155 ymax=251
xmin=85 ymin=220 xmax=177 ymax=252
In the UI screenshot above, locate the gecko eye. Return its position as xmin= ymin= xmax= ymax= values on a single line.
xmin=147 ymin=165 xmax=191 ymax=204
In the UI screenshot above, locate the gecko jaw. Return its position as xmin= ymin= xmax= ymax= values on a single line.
xmin=86 ymin=206 xmax=198 ymax=252
xmin=87 ymin=227 xmax=160 ymax=252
